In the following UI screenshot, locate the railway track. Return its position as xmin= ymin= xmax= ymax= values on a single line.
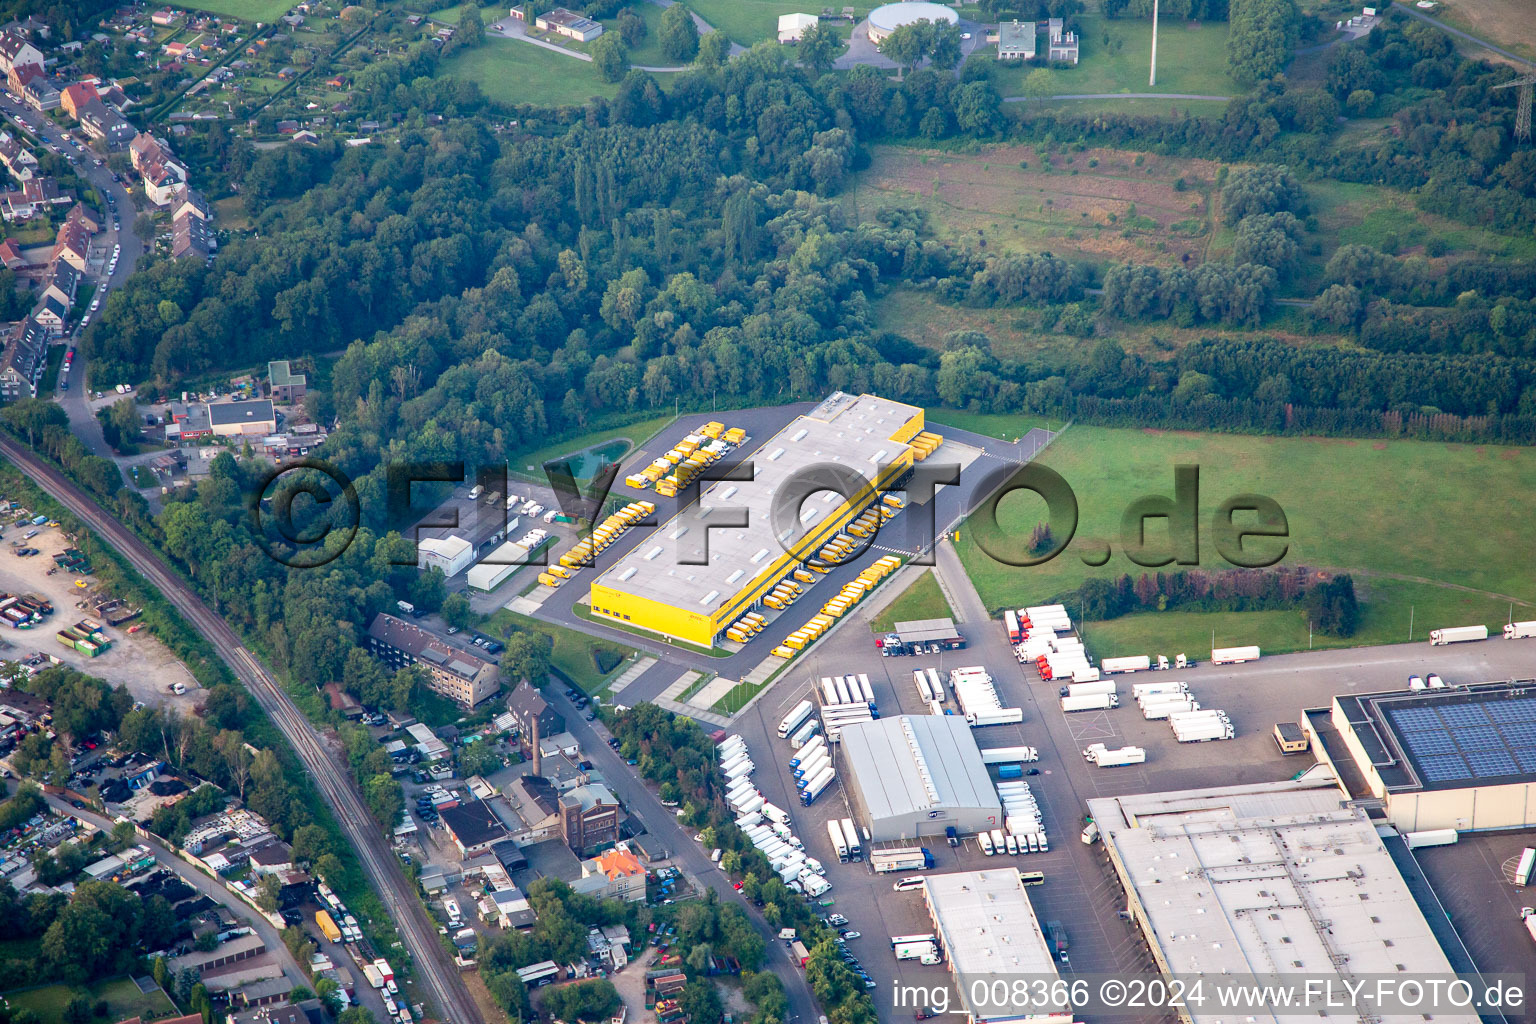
xmin=0 ymin=436 xmax=480 ymax=1024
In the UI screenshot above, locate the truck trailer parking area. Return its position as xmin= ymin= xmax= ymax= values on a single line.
xmin=720 ymin=551 xmax=1528 ymax=1024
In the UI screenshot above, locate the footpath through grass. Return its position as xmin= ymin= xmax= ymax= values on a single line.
xmin=870 ymin=570 xmax=953 ymax=632
xmin=955 ymin=423 xmax=1536 ymax=657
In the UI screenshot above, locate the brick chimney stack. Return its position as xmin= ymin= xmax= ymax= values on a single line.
xmin=531 ymin=714 xmax=542 ymax=776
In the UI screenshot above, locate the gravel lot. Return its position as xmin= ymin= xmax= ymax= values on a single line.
xmin=0 ymin=522 xmax=201 ymax=711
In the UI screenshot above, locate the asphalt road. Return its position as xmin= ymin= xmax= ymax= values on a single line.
xmin=40 ymin=792 xmax=322 ymax=1002
xmin=0 ymin=95 xmax=144 ymax=457
xmin=1400 ymin=5 xmax=1533 ymax=66
xmin=0 ymin=435 xmax=480 ymax=1024
xmin=545 ymin=687 xmax=825 ymax=1024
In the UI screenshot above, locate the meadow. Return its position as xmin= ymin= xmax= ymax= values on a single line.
xmin=441 ymin=35 xmax=620 ymax=108
xmin=955 ymin=423 xmax=1536 ymax=657
xmin=167 ymin=0 xmax=294 ymax=21
xmin=849 ymin=143 xmax=1218 ymax=269
xmin=988 ymin=14 xmax=1238 ymax=98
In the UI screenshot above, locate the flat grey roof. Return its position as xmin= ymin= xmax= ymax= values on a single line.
xmin=207 ymin=399 xmax=274 ymax=426
xmin=592 ymin=392 xmax=923 ymax=616
xmin=1087 ymin=778 xmax=1477 ymax=1024
xmin=924 ymin=868 xmax=1058 ymax=1020
xmin=997 ymin=19 xmax=1035 ymax=49
xmin=842 ymin=715 xmax=998 ymax=821
xmin=894 ymin=617 xmax=961 ymax=643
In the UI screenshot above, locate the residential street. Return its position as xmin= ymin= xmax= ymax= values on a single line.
xmin=0 ymin=93 xmax=144 ymax=457
xmin=544 ymin=687 xmax=825 ymax=1024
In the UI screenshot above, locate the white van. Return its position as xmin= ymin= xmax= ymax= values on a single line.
xmin=710 ymin=848 xmax=722 ymax=863
xmin=468 ymin=485 xmax=484 ymax=500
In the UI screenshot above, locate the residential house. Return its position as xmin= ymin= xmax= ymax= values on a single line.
xmin=207 ymin=398 xmax=275 ymax=437
xmin=574 ymin=845 xmax=646 ymax=902
xmin=997 ymin=20 xmax=1036 ymax=59
xmin=52 ymin=216 xmax=89 ymax=272
xmin=267 ymin=360 xmax=306 ymax=402
xmin=10 ymin=65 xmax=59 ymax=111
xmin=365 ymin=613 xmax=502 ymax=707
xmin=174 ymin=187 xmax=210 ymax=221
xmin=0 ymin=31 xmax=43 ymax=77
xmin=0 ymin=318 xmax=46 ymax=399
xmin=558 ymin=782 xmax=621 ymax=854
xmin=0 ymin=176 xmax=69 ymax=219
xmin=0 ymin=132 xmax=36 ymax=182
xmin=172 ymin=210 xmax=215 ymax=260
xmin=151 ymin=9 xmax=183 ymax=28
xmin=41 ymin=259 xmax=79 ymax=308
xmin=535 ymin=8 xmax=604 ymax=41
xmin=440 ymin=800 xmax=512 ymax=857
xmin=33 ymin=294 xmax=66 ymax=333
xmin=130 ymin=133 xmax=186 ymax=180
xmin=66 ymin=203 xmax=101 ymax=233
xmin=1045 ymin=18 xmax=1078 ymax=63
xmin=76 ymin=99 xmax=137 ymax=148
xmin=142 ymin=161 xmax=181 ymax=206
xmin=0 ymin=239 xmax=23 ymax=269
xmin=505 ymin=680 xmax=563 ymax=754
xmin=59 ymin=81 xmax=100 ymax=120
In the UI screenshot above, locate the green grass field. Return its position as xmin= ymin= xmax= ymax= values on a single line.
xmin=870 ymin=570 xmax=953 ymax=632
xmin=4 ymin=977 xmax=177 ymax=1023
xmin=955 ymin=423 xmax=1536 ymax=657
xmin=168 ymin=0 xmax=294 ymax=21
xmin=989 ymin=15 xmax=1237 ymax=98
xmin=508 ymin=412 xmax=676 ymax=482
xmin=441 ymin=36 xmax=619 ymax=107
xmin=490 ymin=610 xmax=638 ymax=693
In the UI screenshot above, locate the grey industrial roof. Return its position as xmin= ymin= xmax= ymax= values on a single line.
xmin=841 ymin=715 xmax=999 ymax=821
xmin=207 ymin=399 xmax=274 ymax=426
xmin=893 ymin=617 xmax=961 ymax=643
xmin=997 ymin=19 xmax=1036 ymax=51
xmin=1087 ymin=778 xmax=1477 ymax=1024
xmin=592 ymin=392 xmax=923 ymax=616
xmin=924 ymin=868 xmax=1058 ymax=1021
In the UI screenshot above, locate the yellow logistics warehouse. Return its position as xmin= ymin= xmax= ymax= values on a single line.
xmin=589 ymin=393 xmax=927 ymax=646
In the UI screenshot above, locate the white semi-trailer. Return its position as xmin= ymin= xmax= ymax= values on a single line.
xmin=779 ymin=700 xmax=815 ymax=737
xmin=1101 ymin=655 xmax=1151 ymax=674
xmin=979 ymin=745 xmax=1040 ymax=764
xmin=1505 ymin=621 xmax=1536 ymax=640
xmin=1132 ymin=681 xmax=1189 ymax=699
xmin=840 ymin=818 xmax=862 ymax=861
xmin=1141 ymin=697 xmax=1198 ymax=720
xmin=1430 ymin=625 xmax=1489 ymax=645
xmin=1211 ymin=645 xmax=1261 ymax=664
xmin=1060 ymin=693 xmax=1119 ymax=712
xmin=827 ymin=820 xmax=849 ymax=861
xmin=1066 ymin=681 xmax=1117 ymax=698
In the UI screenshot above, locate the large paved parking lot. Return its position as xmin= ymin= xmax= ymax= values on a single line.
xmin=720 ymin=538 xmax=1536 ymax=1024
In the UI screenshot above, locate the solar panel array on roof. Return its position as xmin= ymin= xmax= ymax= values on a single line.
xmin=1387 ymin=697 xmax=1536 ymax=783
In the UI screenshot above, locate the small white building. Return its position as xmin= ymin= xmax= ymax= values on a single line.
xmin=467 ymin=539 xmax=530 ymax=592
xmin=777 ymin=12 xmax=818 ymax=42
xmin=417 ymin=535 xmax=474 ymax=578
xmin=535 ymin=8 xmax=603 ymax=41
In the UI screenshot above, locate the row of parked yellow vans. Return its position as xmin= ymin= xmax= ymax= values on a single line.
xmin=770 ymin=554 xmax=903 ymax=658
xmin=909 ymin=431 xmax=943 ymax=461
xmin=724 ymin=612 xmax=767 ymax=644
xmin=847 ymin=493 xmax=904 ymax=538
xmin=538 ymin=499 xmax=658 ymax=588
xmin=624 ymin=422 xmax=750 ymax=497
